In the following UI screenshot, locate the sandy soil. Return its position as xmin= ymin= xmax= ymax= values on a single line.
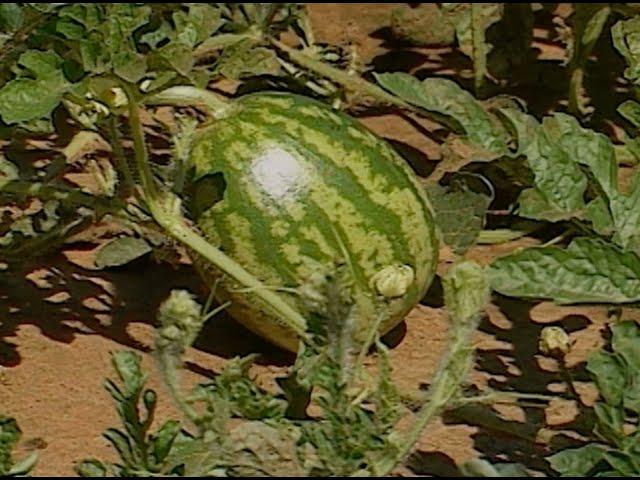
xmin=1 ymin=3 xmax=632 ymax=477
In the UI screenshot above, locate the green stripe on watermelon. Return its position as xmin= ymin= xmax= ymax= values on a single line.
xmin=189 ymin=91 xmax=438 ymax=351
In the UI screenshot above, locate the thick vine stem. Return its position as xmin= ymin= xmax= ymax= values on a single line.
xmin=122 ymin=83 xmax=310 ymax=341
xmin=269 ymin=37 xmax=411 ymax=109
xmin=269 ymin=37 xmax=461 ymax=133
xmin=158 ymin=210 xmax=309 ymax=339
xmin=376 ymin=318 xmax=479 ymax=476
xmin=106 ymin=116 xmax=136 ymax=199
xmin=143 ymin=86 xmax=232 ymax=119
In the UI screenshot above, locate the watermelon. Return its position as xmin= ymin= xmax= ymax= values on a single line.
xmin=188 ymin=92 xmax=438 ymax=351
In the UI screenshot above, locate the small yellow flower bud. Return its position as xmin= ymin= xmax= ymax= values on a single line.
xmin=371 ymin=265 xmax=414 ymax=298
xmin=539 ymin=326 xmax=571 ymax=357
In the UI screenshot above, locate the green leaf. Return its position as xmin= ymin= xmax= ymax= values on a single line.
xmin=193 ymin=33 xmax=248 ymax=58
xmin=611 ymin=321 xmax=640 ymax=372
xmin=550 ymin=113 xmax=617 ymax=199
xmin=587 ymin=351 xmax=626 ymax=406
xmin=500 ymin=109 xmax=588 ymax=218
xmin=425 ymin=180 xmax=492 ymax=254
xmin=164 ymin=433 xmax=223 ymax=477
xmin=75 ymin=459 xmax=108 ymax=477
xmin=110 ymin=351 xmax=146 ymax=399
xmin=618 ymin=100 xmax=640 ymax=128
xmin=579 ymin=5 xmax=611 ymax=48
xmin=503 ymin=108 xmax=640 ymax=251
xmin=610 ymin=322 xmax=640 ymax=413
xmin=374 ymin=72 xmax=508 ymax=153
xmin=613 ymin=17 xmax=640 ymax=84
xmin=151 ymin=421 xmax=182 ymax=464
xmin=112 ymin=50 xmax=147 ymax=83
xmin=0 ymin=417 xmax=21 ymax=475
xmin=602 ymin=451 xmax=640 ymax=476
xmin=95 ymin=237 xmax=152 ymax=269
xmin=548 ymin=444 xmax=606 ymax=476
xmin=0 ymin=77 xmax=65 ymax=124
xmin=58 ymin=4 xmax=101 ymax=29
xmin=158 ymin=42 xmax=195 ymax=76
xmin=593 ymin=402 xmax=625 ymax=446
xmin=103 ymin=428 xmax=136 ymax=466
xmin=56 ymin=17 xmax=85 ymax=40
xmin=174 ymin=4 xmax=222 ymax=45
xmin=585 ymin=197 xmax=615 ymax=235
xmin=449 ymin=3 xmax=503 ymax=93
xmin=490 ymin=237 xmax=640 ymax=303
xmin=0 ymin=50 xmax=69 ymax=124
xmin=200 ymin=355 xmax=287 ymax=420
xmin=139 ymin=21 xmax=172 ymax=49
xmin=517 ymin=188 xmax=576 ymax=222
xmin=0 ymin=157 xmax=18 ymax=189
xmin=0 ymin=4 xmax=23 ymax=31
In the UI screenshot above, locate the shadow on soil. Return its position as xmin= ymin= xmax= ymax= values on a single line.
xmin=0 ymin=252 xmax=295 ymax=371
xmin=408 ymin=295 xmax=598 ymax=476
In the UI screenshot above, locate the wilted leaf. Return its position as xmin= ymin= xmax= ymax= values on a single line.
xmin=95 ymin=237 xmax=152 ymax=269
xmin=490 ymin=237 xmax=640 ymax=303
xmin=426 ymin=181 xmax=491 ymax=254
xmin=229 ymin=422 xmax=305 ymax=477
xmin=374 ymin=72 xmax=508 ymax=153
xmin=216 ymin=39 xmax=280 ymax=79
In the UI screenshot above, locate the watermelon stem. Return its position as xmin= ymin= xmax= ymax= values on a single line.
xmin=143 ymin=86 xmax=232 ymax=119
xmin=121 ymin=82 xmax=311 ymax=342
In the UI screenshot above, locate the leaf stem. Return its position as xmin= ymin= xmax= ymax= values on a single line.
xmin=470 ymin=3 xmax=486 ymax=96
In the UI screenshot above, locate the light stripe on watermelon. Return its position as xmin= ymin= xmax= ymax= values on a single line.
xmin=189 ymin=92 xmax=438 ymax=351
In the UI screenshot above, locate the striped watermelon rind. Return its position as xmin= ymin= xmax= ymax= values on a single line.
xmin=189 ymin=91 xmax=438 ymax=351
